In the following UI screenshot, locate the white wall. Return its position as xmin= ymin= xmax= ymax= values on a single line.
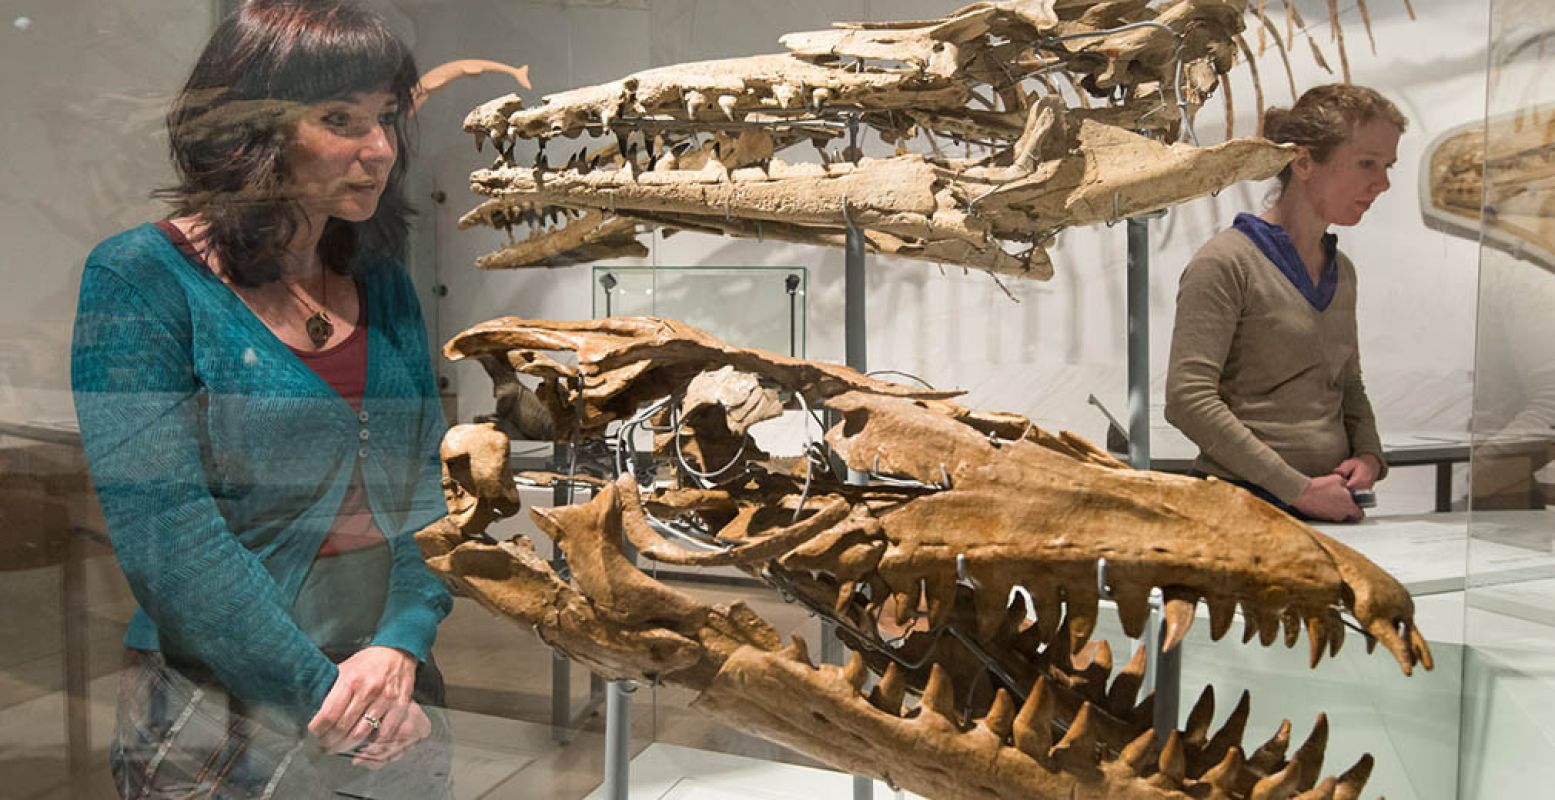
xmin=0 ymin=1 xmax=214 ymax=425
xmin=407 ymin=0 xmax=1488 ymax=511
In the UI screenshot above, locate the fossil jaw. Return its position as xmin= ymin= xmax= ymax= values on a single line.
xmin=419 ymin=314 xmax=1431 ymax=800
xmin=458 ymin=0 xmax=1295 ymax=277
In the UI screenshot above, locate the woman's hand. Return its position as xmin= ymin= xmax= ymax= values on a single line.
xmin=1292 ymin=474 xmax=1364 ymax=522
xmin=308 ymin=646 xmax=418 ymax=754
xmin=1332 ymin=454 xmax=1382 ymax=492
xmin=350 ymin=702 xmax=433 ymax=769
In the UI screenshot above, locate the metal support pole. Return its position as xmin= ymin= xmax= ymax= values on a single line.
xmin=602 ymin=680 xmax=637 ymax=800
xmin=1126 ymin=213 xmax=1180 ymax=739
xmin=841 ymin=121 xmax=873 ymax=800
xmin=550 ymin=442 xmax=574 ymax=741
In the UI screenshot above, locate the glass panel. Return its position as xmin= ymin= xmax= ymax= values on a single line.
xmin=1462 ymin=1 xmax=1555 ymax=796
xmin=592 ymin=266 xmax=808 ymax=358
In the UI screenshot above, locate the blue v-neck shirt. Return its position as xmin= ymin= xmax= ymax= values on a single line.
xmin=71 ymin=224 xmax=451 ymax=726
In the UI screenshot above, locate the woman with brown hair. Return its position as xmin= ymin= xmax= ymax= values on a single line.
xmin=1166 ymin=84 xmax=1407 ymax=523
xmin=71 ymin=1 xmax=452 ymax=796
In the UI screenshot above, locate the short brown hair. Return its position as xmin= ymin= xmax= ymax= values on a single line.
xmin=160 ymin=0 xmax=418 ymax=286
xmin=1263 ymin=84 xmax=1407 ymax=188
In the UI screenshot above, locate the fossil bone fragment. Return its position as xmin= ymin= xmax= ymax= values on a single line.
xmin=459 ymin=1 xmax=1300 ymax=278
xmin=419 ymin=315 xmax=1432 ymax=800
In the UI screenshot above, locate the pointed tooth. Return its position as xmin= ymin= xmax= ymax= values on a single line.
xmin=1282 ymin=608 xmax=1302 ymax=648
xmin=717 ymin=94 xmax=739 ymax=120
xmin=1107 ymin=644 xmax=1148 ymax=716
xmin=1045 ymin=614 xmax=1074 ymax=666
xmin=1200 ymin=746 xmax=1245 ymax=793
xmin=1032 ymin=587 xmax=1063 ymax=643
xmin=1367 ymin=618 xmax=1415 ymax=675
xmin=919 ymin=663 xmax=958 ymax=722
xmin=1150 ymin=730 xmax=1186 ymax=789
xmin=974 ymin=581 xmax=1014 ymax=640
xmin=869 ymin=662 xmax=907 ymax=715
xmin=924 ymin=573 xmax=957 ymax=630
xmin=784 ymin=635 xmax=814 ymax=668
xmin=1256 ymin=606 xmax=1282 ymax=647
xmin=1162 ymin=588 xmax=1199 ymax=652
xmin=1208 ymin=594 xmax=1237 ymax=640
xmin=982 ymin=688 xmax=1016 ymax=741
xmin=473 ymin=130 xmax=487 ymax=152
xmin=772 ymin=82 xmax=800 ymax=109
xmin=1295 ymin=777 xmax=1337 ymax=800
xmin=1410 ymin=626 xmax=1434 ymax=670
xmin=1307 ymin=616 xmax=1327 ymax=668
xmin=1200 ymin=690 xmax=1251 ymax=774
xmin=892 ymin=580 xmax=921 ymax=627
xmin=1110 ymin=581 xmax=1153 ymax=639
xmin=1292 ymin=714 xmax=1328 ymax=790
xmin=1064 ymin=580 xmax=1100 ymax=651
xmin=1242 ymin=603 xmax=1260 ymax=644
xmin=1327 ymin=610 xmax=1346 ymax=657
xmin=835 ymin=580 xmax=857 ymax=614
xmin=1001 ymin=590 xmax=1030 ymax=638
xmin=1012 ymin=676 xmax=1054 ymax=759
xmin=843 ymin=651 xmax=868 ymax=691
xmin=1248 ymin=719 xmax=1293 ymax=773
xmin=1120 ymin=728 xmax=1158 ymax=775
xmin=811 ymin=87 xmax=833 ymax=109
xmin=599 ymin=102 xmax=615 ymax=130
xmin=684 ymin=90 xmax=708 ymax=119
xmin=1332 ymin=753 xmax=1373 ymax=800
xmin=1250 ymin=757 xmax=1302 ymax=800
xmin=1048 ymin=701 xmax=1098 ymax=767
xmin=1184 ymin=684 xmax=1216 ymax=748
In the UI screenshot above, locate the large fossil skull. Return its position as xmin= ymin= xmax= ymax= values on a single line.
xmin=418 ymin=315 xmax=1432 ymax=800
xmin=458 ymin=0 xmax=1297 ymax=279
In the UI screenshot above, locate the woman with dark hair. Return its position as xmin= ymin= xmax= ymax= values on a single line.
xmin=1166 ymin=84 xmax=1407 ymax=523
xmin=71 ymin=1 xmax=452 ymax=796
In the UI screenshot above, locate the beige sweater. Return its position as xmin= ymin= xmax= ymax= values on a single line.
xmin=1165 ymin=229 xmax=1386 ymax=504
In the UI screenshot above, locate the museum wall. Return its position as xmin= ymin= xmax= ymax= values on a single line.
xmin=405 ymin=0 xmax=1488 ymax=512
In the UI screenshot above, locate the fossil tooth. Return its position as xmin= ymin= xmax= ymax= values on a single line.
xmin=1207 ymin=594 xmax=1237 ymax=641
xmin=982 ymin=688 xmax=1015 ymax=741
xmin=784 ymin=635 xmax=814 ymax=668
xmin=1064 ymin=579 xmax=1100 ymax=652
xmin=1332 ymin=753 xmax=1374 ymax=800
xmin=869 ymin=662 xmax=907 ymax=715
xmin=1366 ymin=618 xmax=1415 ymax=675
xmin=1031 ymin=587 xmax=1063 ymax=644
xmin=1248 ymin=719 xmax=1293 ymax=773
xmin=1292 ymin=714 xmax=1328 ymax=790
xmin=1306 ymin=615 xmax=1327 ymax=667
xmin=685 ymin=90 xmax=708 ymax=119
xmin=1256 ymin=606 xmax=1282 ymax=647
xmin=1282 ymin=608 xmax=1302 ymax=648
xmin=717 ymin=94 xmax=739 ymax=120
xmin=919 ymin=663 xmax=958 ymax=723
xmin=1150 ymin=730 xmax=1186 ymax=789
xmin=1048 ymin=701 xmax=1097 ymax=767
xmin=1184 ymin=684 xmax=1215 ymax=747
xmin=974 ymin=580 xmax=1014 ymax=640
xmin=473 ymin=129 xmax=487 ymax=153
xmin=1250 ymin=756 xmax=1302 ymax=800
xmin=1012 ymin=675 xmax=1054 ymax=759
xmin=1120 ymin=728 xmax=1157 ymax=775
xmin=1199 ymin=690 xmax=1251 ymax=775
xmin=772 ymin=82 xmax=800 ymax=109
xmin=1110 ymin=581 xmax=1152 ymax=638
xmin=811 ymin=87 xmax=833 ymax=109
xmin=1410 ymin=626 xmax=1434 ymax=670
xmin=842 ymin=651 xmax=868 ymax=690
xmin=1107 ymin=644 xmax=1148 ymax=716
xmin=892 ymin=581 xmax=921 ymax=627
xmin=1327 ymin=610 xmax=1346 ymax=657
xmin=598 ymin=102 xmax=615 ymax=131
xmin=834 ymin=579 xmax=857 ymax=614
xmin=924 ymin=573 xmax=957 ymax=630
xmin=1162 ymin=588 xmax=1198 ymax=652
xmin=1200 ymin=745 xmax=1245 ymax=793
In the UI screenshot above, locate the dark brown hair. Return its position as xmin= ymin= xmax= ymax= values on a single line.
xmin=1263 ymin=84 xmax=1408 ymax=189
xmin=160 ymin=0 xmax=418 ymax=286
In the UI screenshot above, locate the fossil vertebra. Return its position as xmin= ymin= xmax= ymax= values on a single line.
xmin=417 ymin=315 xmax=1432 ymax=800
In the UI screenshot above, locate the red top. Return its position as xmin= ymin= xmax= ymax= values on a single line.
xmin=155 ymin=220 xmax=385 ymax=557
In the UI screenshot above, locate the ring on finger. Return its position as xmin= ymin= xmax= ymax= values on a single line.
xmin=362 ymin=712 xmax=382 ymax=731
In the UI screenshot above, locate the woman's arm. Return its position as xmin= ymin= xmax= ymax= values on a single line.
xmin=72 ymin=262 xmax=337 ymax=727
xmin=1164 ymin=253 xmax=1311 ymax=504
xmin=1338 ymin=349 xmax=1387 ymax=487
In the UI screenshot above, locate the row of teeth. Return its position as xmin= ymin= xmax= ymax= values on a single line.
xmin=482 ymin=205 xmax=584 ymax=235
xmin=770 ymin=634 xmax=1372 ymax=799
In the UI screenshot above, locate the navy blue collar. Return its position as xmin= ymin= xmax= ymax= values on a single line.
xmin=1231 ymin=212 xmax=1339 ymax=311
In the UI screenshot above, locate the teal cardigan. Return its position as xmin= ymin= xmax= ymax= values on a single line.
xmin=71 ymin=224 xmax=452 ymax=727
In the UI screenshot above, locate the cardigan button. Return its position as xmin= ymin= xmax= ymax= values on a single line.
xmin=358 ymin=447 xmax=369 ymax=459
xmin=358 ymin=410 xmax=370 ymax=423
xmin=359 ymin=429 xmax=371 ymax=441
